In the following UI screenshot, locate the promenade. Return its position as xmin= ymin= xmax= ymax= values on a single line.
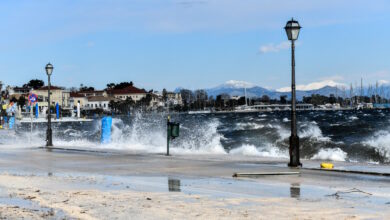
xmin=0 ymin=147 xmax=389 ymax=219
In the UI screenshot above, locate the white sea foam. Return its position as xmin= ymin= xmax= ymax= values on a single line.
xmin=311 ymin=148 xmax=347 ymax=161
xmin=229 ymin=144 xmax=288 ymax=158
xmin=273 ymin=124 xmax=290 ymax=140
xmin=363 ymin=130 xmax=390 ymax=162
xmin=349 ymin=116 xmax=358 ymax=120
xmin=299 ymin=122 xmax=330 ymax=142
xmin=235 ymin=122 xmax=264 ymax=131
xmin=282 ymin=118 xmax=289 ymax=122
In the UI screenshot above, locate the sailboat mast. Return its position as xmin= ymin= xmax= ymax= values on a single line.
xmin=244 ymin=87 xmax=248 ymax=106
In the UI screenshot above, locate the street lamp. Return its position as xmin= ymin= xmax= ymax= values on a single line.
xmin=45 ymin=63 xmax=54 ymax=147
xmin=284 ymin=18 xmax=301 ymax=167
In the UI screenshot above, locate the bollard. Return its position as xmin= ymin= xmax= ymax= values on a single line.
xmin=77 ymin=103 xmax=81 ymax=118
xmin=35 ymin=103 xmax=39 ymax=118
xmin=101 ymin=116 xmax=112 ymax=144
xmin=8 ymin=117 xmax=15 ymax=129
xmin=56 ymin=103 xmax=59 ymax=119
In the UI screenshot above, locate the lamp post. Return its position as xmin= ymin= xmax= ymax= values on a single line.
xmin=284 ymin=18 xmax=301 ymax=167
xmin=45 ymin=63 xmax=54 ymax=147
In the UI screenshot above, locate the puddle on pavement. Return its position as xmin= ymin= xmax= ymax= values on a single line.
xmin=0 ymin=194 xmax=67 ymax=218
xmin=1 ymin=170 xmax=390 ymax=209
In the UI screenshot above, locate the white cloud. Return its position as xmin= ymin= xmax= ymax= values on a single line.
xmin=378 ymin=79 xmax=390 ymax=86
xmin=259 ymin=41 xmax=290 ymax=54
xmin=276 ymin=80 xmax=347 ymax=92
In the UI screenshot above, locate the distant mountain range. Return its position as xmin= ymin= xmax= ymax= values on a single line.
xmin=175 ymin=80 xmax=342 ymax=101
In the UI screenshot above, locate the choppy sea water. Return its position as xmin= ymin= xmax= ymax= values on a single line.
xmin=1 ymin=109 xmax=390 ymax=164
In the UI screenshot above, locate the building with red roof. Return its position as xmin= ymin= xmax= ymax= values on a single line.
xmin=107 ymin=85 xmax=147 ymax=102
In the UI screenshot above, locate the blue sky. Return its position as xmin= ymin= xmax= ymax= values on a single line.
xmin=0 ymin=0 xmax=390 ymax=91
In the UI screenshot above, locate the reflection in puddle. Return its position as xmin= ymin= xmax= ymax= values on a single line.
xmin=290 ymin=183 xmax=300 ymax=198
xmin=168 ymin=178 xmax=181 ymax=192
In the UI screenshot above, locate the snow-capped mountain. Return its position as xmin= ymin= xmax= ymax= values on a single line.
xmin=216 ymin=80 xmax=256 ymax=89
xmin=175 ymin=80 xmax=390 ymax=101
xmin=175 ymin=80 xmax=341 ymax=100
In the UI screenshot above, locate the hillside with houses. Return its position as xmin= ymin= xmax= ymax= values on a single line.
xmin=1 ymin=79 xmax=390 ymax=118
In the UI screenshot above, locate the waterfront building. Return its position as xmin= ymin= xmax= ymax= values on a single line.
xmin=33 ymin=86 xmax=70 ymax=108
xmin=85 ymin=96 xmax=115 ymax=111
xmin=166 ymin=92 xmax=183 ymax=105
xmin=107 ymin=85 xmax=147 ymax=102
xmin=69 ymin=92 xmax=88 ymax=109
xmin=77 ymin=90 xmax=107 ymax=97
xmin=6 ymin=86 xmax=31 ymax=101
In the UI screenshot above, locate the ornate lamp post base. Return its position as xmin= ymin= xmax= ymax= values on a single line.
xmin=288 ymin=135 xmax=301 ymax=167
xmin=46 ymin=128 xmax=53 ymax=147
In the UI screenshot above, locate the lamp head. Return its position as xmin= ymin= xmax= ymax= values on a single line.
xmin=284 ymin=18 xmax=301 ymax=41
xmin=45 ymin=63 xmax=54 ymax=76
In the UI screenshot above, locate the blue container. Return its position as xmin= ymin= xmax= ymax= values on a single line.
xmin=56 ymin=103 xmax=59 ymax=119
xmin=35 ymin=103 xmax=39 ymax=118
xmin=8 ymin=117 xmax=15 ymax=129
xmin=101 ymin=117 xmax=112 ymax=144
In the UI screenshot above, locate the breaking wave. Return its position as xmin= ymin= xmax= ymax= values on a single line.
xmin=299 ymin=121 xmax=331 ymax=142
xmin=311 ymin=148 xmax=347 ymax=162
xmin=229 ymin=144 xmax=288 ymax=158
xmin=1 ymin=109 xmax=390 ymax=164
xmin=362 ymin=130 xmax=390 ymax=162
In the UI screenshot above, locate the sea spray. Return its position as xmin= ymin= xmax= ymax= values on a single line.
xmin=3 ymin=109 xmax=390 ymax=163
xmin=311 ymin=148 xmax=347 ymax=162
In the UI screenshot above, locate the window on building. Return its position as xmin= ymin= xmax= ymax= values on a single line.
xmin=104 ymin=104 xmax=106 ymax=107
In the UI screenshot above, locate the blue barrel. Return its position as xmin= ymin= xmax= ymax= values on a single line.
xmin=56 ymin=103 xmax=59 ymax=119
xmin=101 ymin=117 xmax=112 ymax=144
xmin=8 ymin=117 xmax=15 ymax=129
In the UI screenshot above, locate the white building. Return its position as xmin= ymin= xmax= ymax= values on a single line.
xmin=166 ymin=92 xmax=183 ymax=105
xmin=107 ymin=86 xmax=147 ymax=102
xmin=33 ymin=86 xmax=70 ymax=108
xmin=85 ymin=96 xmax=115 ymax=111
xmin=69 ymin=92 xmax=88 ymax=109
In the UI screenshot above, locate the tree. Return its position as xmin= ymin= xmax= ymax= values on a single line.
xmin=24 ymin=79 xmax=44 ymax=89
xmin=280 ymin=95 xmax=287 ymax=104
xmin=194 ymin=90 xmax=208 ymax=110
xmin=106 ymin=83 xmax=116 ymax=89
xmin=161 ymin=88 xmax=167 ymax=102
xmin=106 ymin=82 xmax=134 ymax=90
xmin=180 ymin=89 xmax=194 ymax=105
xmin=137 ymin=93 xmax=152 ymax=109
xmin=17 ymin=96 xmax=26 ymax=107
xmin=260 ymin=95 xmax=270 ymax=103
xmin=79 ymin=86 xmax=95 ymax=92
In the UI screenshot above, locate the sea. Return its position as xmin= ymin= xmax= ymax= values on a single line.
xmin=1 ymin=109 xmax=390 ymax=164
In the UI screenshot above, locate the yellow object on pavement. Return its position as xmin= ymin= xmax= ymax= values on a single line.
xmin=321 ymin=163 xmax=334 ymax=169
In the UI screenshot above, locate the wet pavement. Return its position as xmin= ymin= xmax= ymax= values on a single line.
xmin=0 ymin=147 xmax=389 ymax=218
